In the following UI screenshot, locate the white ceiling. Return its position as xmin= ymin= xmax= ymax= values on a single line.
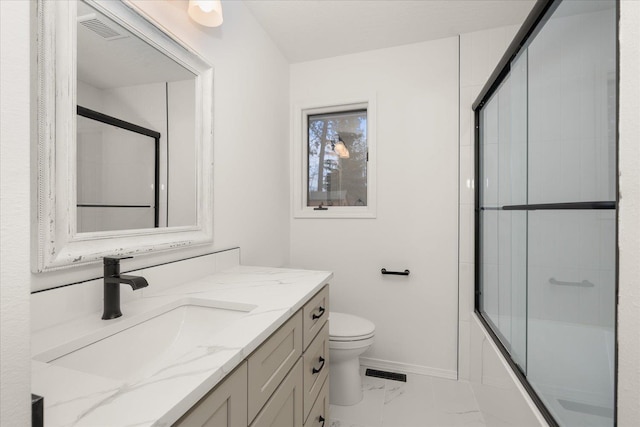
xmin=244 ymin=0 xmax=537 ymax=63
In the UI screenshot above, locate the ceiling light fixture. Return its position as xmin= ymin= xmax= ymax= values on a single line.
xmin=332 ymin=137 xmax=350 ymax=159
xmin=188 ymin=0 xmax=224 ymax=28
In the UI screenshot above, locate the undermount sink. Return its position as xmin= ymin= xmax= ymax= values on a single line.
xmin=35 ymin=298 xmax=256 ymax=382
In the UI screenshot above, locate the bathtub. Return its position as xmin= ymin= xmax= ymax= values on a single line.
xmin=527 ymin=318 xmax=615 ymax=426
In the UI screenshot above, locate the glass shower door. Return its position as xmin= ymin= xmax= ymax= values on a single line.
xmin=506 ymin=50 xmax=528 ymax=373
xmin=476 ymin=1 xmax=617 ymax=426
xmin=478 ymin=48 xmax=528 ymax=373
xmin=526 ymin=1 xmax=617 ymax=425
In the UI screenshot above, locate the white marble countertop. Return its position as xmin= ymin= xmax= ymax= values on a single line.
xmin=31 ymin=266 xmax=332 ymax=427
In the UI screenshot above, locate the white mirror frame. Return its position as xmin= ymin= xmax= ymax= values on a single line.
xmin=33 ymin=0 xmax=214 ymax=272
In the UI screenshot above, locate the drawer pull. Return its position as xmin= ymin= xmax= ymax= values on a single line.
xmin=312 ymin=306 xmax=326 ymax=320
xmin=312 ymin=356 xmax=325 ymax=374
xmin=318 ymin=415 xmax=326 ymax=427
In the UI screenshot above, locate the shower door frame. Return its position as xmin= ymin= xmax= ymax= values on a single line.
xmin=76 ymin=106 xmax=161 ymax=229
xmin=472 ymin=0 xmax=620 ymax=426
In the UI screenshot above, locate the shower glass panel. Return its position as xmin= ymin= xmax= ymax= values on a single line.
xmin=479 ymin=90 xmax=501 ymax=344
xmin=527 ymin=210 xmax=616 ymax=425
xmin=508 ymin=50 xmax=528 ymax=371
xmin=475 ymin=1 xmax=616 ymax=426
xmin=479 ymin=64 xmax=528 ymax=371
xmin=527 ymin=1 xmax=616 ymax=206
xmin=526 ymin=1 xmax=617 ymax=425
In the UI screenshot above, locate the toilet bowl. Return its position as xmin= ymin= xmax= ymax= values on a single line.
xmin=329 ymin=312 xmax=375 ymax=406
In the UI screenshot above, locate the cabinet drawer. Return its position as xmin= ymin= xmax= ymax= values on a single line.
xmin=250 ymin=358 xmax=304 ymax=427
xmin=303 ymin=322 xmax=329 ymax=422
xmin=173 ymin=362 xmax=247 ymax=427
xmin=304 ymin=377 xmax=328 ymax=427
xmin=248 ymin=310 xmax=302 ymax=422
xmin=303 ymin=285 xmax=329 ymax=350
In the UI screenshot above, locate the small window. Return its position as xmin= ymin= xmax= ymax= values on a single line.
xmin=307 ymin=109 xmax=367 ymax=208
xmin=293 ymin=99 xmax=376 ymax=218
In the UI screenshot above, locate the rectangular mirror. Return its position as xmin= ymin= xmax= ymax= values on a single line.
xmin=33 ymin=0 xmax=214 ymax=272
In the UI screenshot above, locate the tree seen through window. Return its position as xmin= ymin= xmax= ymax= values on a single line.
xmin=307 ymin=110 xmax=367 ymax=207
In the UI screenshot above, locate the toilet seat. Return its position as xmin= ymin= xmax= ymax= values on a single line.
xmin=329 ymin=312 xmax=375 ymax=342
xmin=330 ymin=331 xmax=375 ymax=342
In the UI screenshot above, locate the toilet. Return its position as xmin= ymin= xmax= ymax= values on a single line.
xmin=329 ymin=312 xmax=375 ymax=406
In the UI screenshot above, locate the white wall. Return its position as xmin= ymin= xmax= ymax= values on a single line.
xmin=617 ymin=1 xmax=640 ymax=425
xmin=0 ymin=1 xmax=33 ymax=425
xmin=128 ymin=0 xmax=291 ymax=268
xmin=167 ymin=79 xmax=197 ymax=227
xmin=289 ymin=38 xmax=460 ymax=377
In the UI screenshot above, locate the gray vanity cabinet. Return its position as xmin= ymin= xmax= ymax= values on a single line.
xmin=302 ymin=322 xmax=329 ymax=422
xmin=302 ymin=286 xmax=329 ymax=350
xmin=249 ymin=285 xmax=330 ymax=427
xmin=301 ymin=286 xmax=329 ymax=426
xmin=248 ymin=311 xmax=303 ymax=421
xmin=250 ymin=359 xmax=304 ymax=427
xmin=304 ymin=374 xmax=329 ymax=427
xmin=174 ymin=362 xmax=248 ymax=427
xmin=173 ymin=285 xmax=329 ymax=427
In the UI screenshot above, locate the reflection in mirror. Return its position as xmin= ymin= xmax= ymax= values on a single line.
xmin=76 ymin=0 xmax=196 ymax=232
xmin=77 ymin=107 xmax=160 ymax=232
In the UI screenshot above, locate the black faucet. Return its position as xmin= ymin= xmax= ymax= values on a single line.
xmin=102 ymin=256 xmax=149 ymax=320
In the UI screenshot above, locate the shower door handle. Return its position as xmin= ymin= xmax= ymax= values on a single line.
xmin=549 ymin=277 xmax=595 ymax=287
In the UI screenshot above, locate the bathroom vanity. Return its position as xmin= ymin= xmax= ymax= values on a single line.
xmin=31 ymin=266 xmax=331 ymax=426
xmin=176 ymin=284 xmax=329 ymax=427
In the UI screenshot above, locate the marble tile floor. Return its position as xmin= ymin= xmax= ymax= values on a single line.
xmin=329 ymin=369 xmax=486 ymax=427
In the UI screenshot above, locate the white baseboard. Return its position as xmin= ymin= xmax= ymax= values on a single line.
xmin=359 ymin=357 xmax=457 ymax=380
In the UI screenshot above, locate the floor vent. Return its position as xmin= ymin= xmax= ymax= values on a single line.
xmin=365 ymin=368 xmax=407 ymax=382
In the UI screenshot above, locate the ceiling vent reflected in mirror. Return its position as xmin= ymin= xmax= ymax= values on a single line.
xmin=78 ymin=13 xmax=128 ymax=41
